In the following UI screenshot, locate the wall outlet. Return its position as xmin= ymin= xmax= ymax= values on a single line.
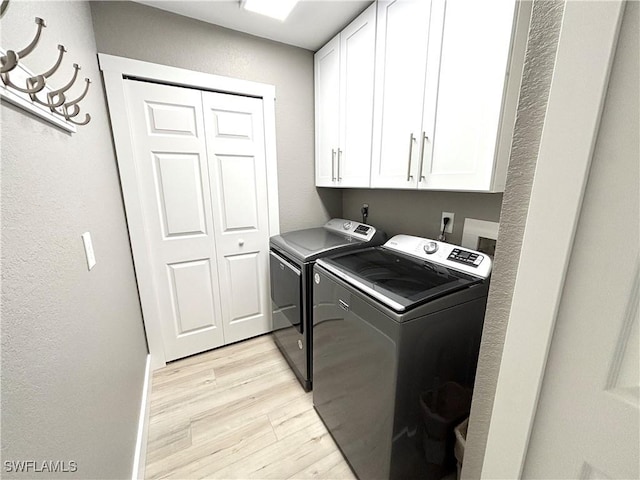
xmin=441 ymin=212 xmax=455 ymax=234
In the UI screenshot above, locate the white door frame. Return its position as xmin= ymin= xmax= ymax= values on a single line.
xmin=99 ymin=54 xmax=280 ymax=371
xmin=480 ymin=2 xmax=624 ymax=478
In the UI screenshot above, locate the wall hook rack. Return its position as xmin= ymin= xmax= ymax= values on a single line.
xmin=0 ymin=1 xmax=91 ymax=132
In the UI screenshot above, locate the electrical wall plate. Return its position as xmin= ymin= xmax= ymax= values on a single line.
xmin=441 ymin=212 xmax=455 ymax=234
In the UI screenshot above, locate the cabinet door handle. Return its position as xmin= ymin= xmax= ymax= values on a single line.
xmin=418 ymin=132 xmax=428 ymax=181
xmin=407 ymin=133 xmax=415 ymax=181
xmin=337 ymin=148 xmax=342 ymax=181
xmin=331 ymin=148 xmax=336 ymax=181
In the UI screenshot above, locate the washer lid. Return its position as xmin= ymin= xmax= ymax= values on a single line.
xmin=269 ymin=218 xmax=385 ymax=262
xmin=271 ymin=227 xmax=364 ymax=262
xmin=316 ymin=246 xmax=484 ymax=312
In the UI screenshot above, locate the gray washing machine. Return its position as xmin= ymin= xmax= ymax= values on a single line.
xmin=313 ymin=234 xmax=492 ymax=479
xmin=269 ymin=219 xmax=386 ymax=391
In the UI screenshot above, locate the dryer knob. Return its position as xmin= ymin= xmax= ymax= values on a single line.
xmin=343 ymin=221 xmax=352 ymax=230
xmin=423 ymin=241 xmax=438 ymax=254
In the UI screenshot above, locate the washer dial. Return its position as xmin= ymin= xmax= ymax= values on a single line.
xmin=423 ymin=241 xmax=438 ymax=254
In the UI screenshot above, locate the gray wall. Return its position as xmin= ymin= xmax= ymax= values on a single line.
xmin=342 ymin=189 xmax=503 ymax=245
xmin=461 ymin=1 xmax=566 ymax=478
xmin=1 ymin=1 xmax=148 ymax=478
xmin=90 ymin=0 xmax=342 ymax=233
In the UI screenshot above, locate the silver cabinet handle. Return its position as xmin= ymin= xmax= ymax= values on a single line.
xmin=407 ymin=133 xmax=415 ymax=181
xmin=331 ymin=149 xmax=336 ymax=181
xmin=418 ymin=132 xmax=428 ymax=181
xmin=337 ymin=148 xmax=342 ymax=181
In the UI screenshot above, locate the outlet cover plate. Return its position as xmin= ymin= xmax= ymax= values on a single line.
xmin=441 ymin=212 xmax=455 ymax=234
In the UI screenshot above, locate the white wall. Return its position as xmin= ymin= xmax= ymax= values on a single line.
xmin=1 ymin=1 xmax=148 ymax=478
xmin=523 ymin=2 xmax=638 ymax=474
xmin=90 ymin=0 xmax=342 ymax=233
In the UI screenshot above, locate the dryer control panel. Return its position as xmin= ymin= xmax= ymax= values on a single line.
xmin=324 ymin=218 xmax=378 ymax=242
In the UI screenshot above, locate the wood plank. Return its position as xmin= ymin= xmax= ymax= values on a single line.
xmin=210 ymin=421 xmax=337 ymax=479
xmin=267 ymin=392 xmax=317 ymax=440
xmin=190 ymin=381 xmax=306 ymax=443
xmin=145 ymin=421 xmax=192 ymax=466
xmin=146 ymin=416 xmax=277 ymax=479
xmin=287 ymin=450 xmax=356 ymax=479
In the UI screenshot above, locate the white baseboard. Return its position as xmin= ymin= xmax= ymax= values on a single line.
xmin=132 ymin=355 xmax=152 ymax=480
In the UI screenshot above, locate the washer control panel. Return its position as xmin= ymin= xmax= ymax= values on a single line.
xmin=324 ymin=218 xmax=377 ymax=241
xmin=383 ymin=234 xmax=492 ymax=278
xmin=448 ymin=248 xmax=484 ymax=267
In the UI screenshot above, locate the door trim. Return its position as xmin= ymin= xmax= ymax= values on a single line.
xmin=99 ymin=54 xmax=280 ymax=370
xmin=479 ymin=2 xmax=624 ymax=478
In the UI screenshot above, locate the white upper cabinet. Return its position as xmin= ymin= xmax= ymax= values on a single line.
xmin=372 ymin=0 xmax=524 ymax=192
xmin=315 ymin=4 xmax=376 ymax=188
xmin=419 ymin=0 xmax=521 ymax=192
xmin=315 ymin=36 xmax=340 ymax=187
xmin=316 ymin=0 xmax=527 ymax=192
xmin=370 ymin=0 xmax=435 ymax=189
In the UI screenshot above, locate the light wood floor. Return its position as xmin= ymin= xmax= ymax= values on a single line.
xmin=144 ymin=334 xmax=356 ymax=479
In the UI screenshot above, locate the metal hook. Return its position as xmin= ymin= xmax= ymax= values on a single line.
xmin=61 ymin=78 xmax=90 ymax=118
xmin=65 ymin=112 xmax=91 ymax=126
xmin=47 ymin=63 xmax=79 ymax=108
xmin=16 ymin=17 xmax=46 ymax=59
xmin=0 ymin=17 xmax=46 ymax=74
xmin=0 ymin=49 xmax=18 ymax=74
xmin=40 ymin=44 xmax=66 ymax=79
xmin=25 ymin=45 xmax=66 ymax=104
xmin=1 ymin=71 xmax=45 ymax=93
xmin=0 ymin=0 xmax=9 ymax=19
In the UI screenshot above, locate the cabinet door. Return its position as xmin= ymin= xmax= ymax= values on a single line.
xmin=315 ymin=35 xmax=341 ymax=187
xmin=371 ymin=0 xmax=432 ymax=189
xmin=337 ymin=3 xmax=376 ymax=188
xmin=419 ymin=0 xmax=517 ymax=191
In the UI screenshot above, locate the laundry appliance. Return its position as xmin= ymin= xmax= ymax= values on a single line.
xmin=313 ymin=234 xmax=492 ymax=479
xmin=269 ymin=218 xmax=386 ymax=391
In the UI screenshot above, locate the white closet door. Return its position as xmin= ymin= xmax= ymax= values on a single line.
xmin=124 ymin=80 xmax=225 ymax=361
xmin=202 ymin=92 xmax=272 ymax=344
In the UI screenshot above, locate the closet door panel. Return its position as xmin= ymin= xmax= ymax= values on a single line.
xmin=203 ymin=92 xmax=272 ymax=344
xmin=125 ymin=80 xmax=225 ymax=361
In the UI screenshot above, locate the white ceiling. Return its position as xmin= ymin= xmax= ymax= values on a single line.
xmin=132 ymin=0 xmax=374 ymax=51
